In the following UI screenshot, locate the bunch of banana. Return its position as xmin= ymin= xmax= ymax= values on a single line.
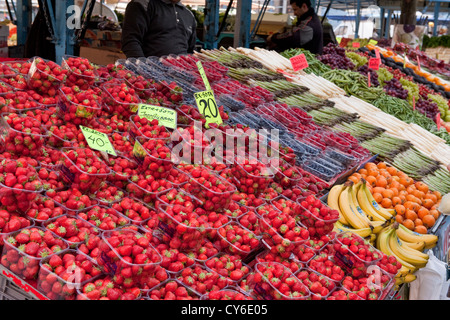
xmin=376 ymin=223 xmax=438 ymax=287
xmin=329 ymin=180 xmax=393 ymax=240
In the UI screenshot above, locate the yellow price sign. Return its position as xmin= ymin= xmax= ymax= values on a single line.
xmin=137 ymin=104 xmax=177 ymax=129
xmin=336 ymin=37 xmax=342 ymax=44
xmin=196 ymin=61 xmax=211 ymax=91
xmin=80 ymin=126 xmax=117 ymax=156
xmin=194 ymin=90 xmax=222 ymax=128
xmin=369 ymin=39 xmax=378 ymax=46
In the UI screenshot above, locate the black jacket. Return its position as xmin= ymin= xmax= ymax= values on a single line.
xmin=121 ymin=0 xmax=197 ymax=58
xmin=271 ymin=7 xmax=323 ymax=55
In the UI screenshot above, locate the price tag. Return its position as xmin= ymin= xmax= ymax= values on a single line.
xmin=290 ymin=53 xmax=309 ymax=71
xmin=368 ymin=72 xmax=371 ymax=87
xmin=417 ymin=56 xmax=421 ymax=71
xmin=412 ymin=95 xmax=415 ymax=110
xmin=336 ymin=37 xmax=342 ymax=44
xmin=368 ymin=58 xmax=381 ymax=70
xmin=196 ymin=61 xmax=211 ymax=91
xmin=132 ymin=139 xmax=146 ymax=164
xmin=403 ymin=55 xmax=409 ymax=68
xmin=137 ymin=104 xmax=177 ymax=129
xmin=375 ymin=49 xmax=380 ymax=60
xmin=80 ymin=126 xmax=117 ymax=156
xmin=369 ymin=39 xmax=378 ymax=46
xmin=352 ymin=42 xmax=360 ymax=48
xmin=194 ymin=90 xmax=223 ymax=128
xmin=437 ymin=113 xmax=441 ymax=130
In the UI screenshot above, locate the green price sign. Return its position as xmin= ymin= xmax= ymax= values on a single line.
xmin=80 ymin=126 xmax=117 ymax=156
xmin=196 ymin=61 xmax=211 ymax=91
xmin=369 ymin=39 xmax=378 ymax=46
xmin=194 ymin=90 xmax=222 ymax=128
xmin=137 ymin=104 xmax=177 ymax=129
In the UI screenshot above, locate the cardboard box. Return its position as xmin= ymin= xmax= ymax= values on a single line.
xmin=250 ymin=13 xmax=289 ymax=35
xmin=79 ymin=46 xmax=126 ymax=65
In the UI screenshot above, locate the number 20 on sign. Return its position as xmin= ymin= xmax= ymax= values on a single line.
xmin=194 ymin=90 xmax=222 ymax=128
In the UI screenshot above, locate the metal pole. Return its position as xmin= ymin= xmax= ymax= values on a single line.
xmin=433 ymin=1 xmax=441 ymax=36
xmin=233 ymin=0 xmax=252 ymax=48
xmin=355 ymin=0 xmax=361 ymax=39
xmin=16 ymin=0 xmax=31 ymax=45
xmin=385 ymin=9 xmax=392 ymax=39
xmin=204 ymin=0 xmax=220 ymax=49
xmin=54 ymin=1 xmax=67 ymax=64
xmin=380 ymin=7 xmax=385 ymax=38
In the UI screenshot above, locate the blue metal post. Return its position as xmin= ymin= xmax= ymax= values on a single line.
xmin=433 ymin=1 xmax=441 ymax=36
xmin=16 ymin=0 xmax=31 ymax=46
xmin=204 ymin=0 xmax=220 ymax=49
xmin=233 ymin=0 xmax=252 ymax=48
xmin=385 ymin=9 xmax=392 ymax=39
xmin=355 ymin=0 xmax=361 ymax=39
xmin=53 ymin=1 xmax=74 ymax=64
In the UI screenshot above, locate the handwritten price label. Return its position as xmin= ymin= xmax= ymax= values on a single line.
xmin=196 ymin=61 xmax=211 ymax=91
xmin=352 ymin=42 xmax=360 ymax=48
xmin=194 ymin=90 xmax=222 ymax=128
xmin=138 ymin=104 xmax=177 ymax=129
xmin=413 ymin=95 xmax=416 ymax=110
xmin=339 ymin=38 xmax=351 ymax=48
xmin=368 ymin=72 xmax=371 ymax=87
xmin=80 ymin=126 xmax=117 ymax=156
xmin=290 ymin=53 xmax=309 ymax=71
xmin=369 ymin=39 xmax=378 ymax=46
xmin=368 ymin=58 xmax=381 ymax=70
xmin=437 ymin=113 xmax=441 ymax=130
xmin=417 ymin=56 xmax=421 ymax=71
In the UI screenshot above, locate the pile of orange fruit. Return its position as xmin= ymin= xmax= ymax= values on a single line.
xmin=348 ymin=162 xmax=442 ymax=234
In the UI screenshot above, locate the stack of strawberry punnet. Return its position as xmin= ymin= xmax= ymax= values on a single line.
xmin=0 ymin=53 xmax=411 ymax=301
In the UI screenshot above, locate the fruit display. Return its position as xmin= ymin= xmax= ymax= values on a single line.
xmin=0 ymin=46 xmax=447 ymax=302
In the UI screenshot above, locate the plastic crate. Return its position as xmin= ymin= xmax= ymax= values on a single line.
xmin=0 ymin=272 xmax=38 ymax=300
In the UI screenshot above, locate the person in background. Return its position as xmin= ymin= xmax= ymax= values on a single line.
xmin=121 ymin=0 xmax=197 ymax=58
xmin=266 ymin=0 xmax=323 ymax=54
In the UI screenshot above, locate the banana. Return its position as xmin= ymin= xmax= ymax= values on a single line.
xmin=388 ymin=229 xmax=429 ymax=268
xmin=394 ymin=235 xmax=429 ymax=260
xmin=356 ymin=182 xmax=388 ymax=222
xmin=334 ymin=221 xmax=372 ymax=238
xmin=397 ymin=265 xmax=414 ymax=277
xmin=327 ymin=184 xmax=349 ymax=225
xmin=395 ymin=273 xmax=417 ymax=286
xmin=403 ymin=240 xmax=426 ymax=252
xmin=395 ymin=222 xmax=438 ymax=249
xmin=359 ymin=179 xmax=394 ymax=220
xmin=377 ymin=226 xmax=417 ymax=273
xmin=338 ymin=182 xmax=372 ymax=230
xmin=370 ymin=220 xmax=389 ymax=234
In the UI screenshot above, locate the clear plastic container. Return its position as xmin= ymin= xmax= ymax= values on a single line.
xmin=324 ymin=148 xmax=358 ymax=168
xmin=0 ymin=157 xmax=44 ymax=214
xmin=37 ymin=248 xmax=103 ymax=300
xmin=61 ymin=55 xmax=99 ymax=89
xmin=97 ymin=227 xmax=162 ymax=286
xmin=330 ymin=231 xmax=383 ymax=277
xmin=251 ymin=262 xmax=311 ymax=300
xmin=273 ymin=160 xmax=304 ymax=189
xmin=255 ymin=249 xmax=304 ymax=275
xmin=27 ymin=57 xmax=68 ymax=95
xmin=100 ymin=151 xmax=139 ymax=188
xmin=155 ymin=187 xmax=203 ymax=209
xmin=296 ymin=266 xmax=341 ymax=300
xmin=42 ymin=213 xmax=100 ymax=248
xmin=174 ymin=263 xmax=234 ymax=296
xmin=181 ymin=165 xmax=237 ymax=212
xmin=0 ymin=226 xmax=69 ymax=281
xmin=230 ymin=155 xmax=275 ymax=197
xmin=128 ymin=114 xmax=172 ymax=142
xmin=76 ymin=204 xmax=132 ymax=232
xmin=155 ymin=203 xmax=212 ymax=252
xmin=101 ymin=82 xmax=142 ymax=120
xmin=111 ymin=196 xmax=157 ymax=225
xmin=300 ymin=159 xmax=337 ymax=183
xmin=0 ymin=215 xmax=34 ymax=246
xmin=215 ymin=222 xmax=262 ymax=260
xmin=126 ymin=176 xmax=173 ymax=206
xmin=25 ymin=193 xmax=67 ymax=225
xmin=295 ymin=198 xmax=339 ymax=237
xmin=37 ymin=145 xmax=64 ymax=170
xmin=146 ymin=279 xmax=201 ymax=300
xmin=56 ymin=88 xmax=102 ymax=126
xmin=322 ymin=131 xmax=352 ymax=152
xmin=58 ymin=147 xmax=111 ymax=194
xmin=339 ymin=267 xmax=395 ymax=300
xmin=200 ymin=288 xmax=254 ymax=300
xmin=92 ymin=181 xmax=128 ymax=206
xmin=75 ymin=275 xmax=142 ymax=300
xmin=133 ymin=136 xmax=174 ymax=179
xmin=0 ymin=112 xmax=49 ymax=158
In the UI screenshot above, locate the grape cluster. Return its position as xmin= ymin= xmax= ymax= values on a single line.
xmin=383 ymin=78 xmax=409 ymax=99
xmin=418 ymin=83 xmax=438 ymax=99
xmin=416 ymin=97 xmax=440 ymax=121
xmin=357 ymin=65 xmax=380 ymax=87
xmin=318 ymin=43 xmax=356 ymax=70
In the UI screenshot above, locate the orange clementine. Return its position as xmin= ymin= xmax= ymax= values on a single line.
xmin=429 ymin=209 xmax=440 ymax=221
xmin=422 ymin=198 xmax=435 ymax=209
xmin=381 ymin=198 xmax=393 ymax=209
xmin=348 ymin=175 xmax=359 ymax=184
xmin=364 ymin=162 xmax=377 ymax=170
xmin=373 ymin=192 xmax=383 ymax=203
xmin=394 ymin=204 xmax=406 ymax=216
xmin=386 ymin=166 xmax=398 ymax=176
xmin=415 ymin=182 xmax=429 ymax=193
xmin=375 ymin=176 xmax=387 ymax=188
xmin=417 ymin=207 xmax=430 ymax=220
xmin=358 ymin=168 xmax=368 ymax=176
xmin=414 ymin=218 xmax=423 ymax=226
xmin=373 ymin=187 xmax=386 ymax=194
xmin=382 ymin=189 xmax=394 ymax=199
xmin=392 ymin=197 xmax=402 ymax=206
xmin=402 ymin=219 xmax=415 ymax=230
xmin=367 ymin=167 xmax=379 ymax=177
xmin=422 ymin=215 xmax=435 ymax=228
xmin=424 ymin=193 xmax=437 ymax=204
xmin=395 ymin=215 xmax=404 ymax=223
xmin=414 ymin=225 xmax=428 ymax=234
xmin=377 ymin=162 xmax=387 ymax=169
xmin=366 ymin=175 xmax=377 ymax=187
xmin=405 ymin=209 xmax=418 ymax=221
xmin=432 ymin=190 xmax=442 ymax=200
xmin=389 ymin=188 xmax=399 ymax=197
